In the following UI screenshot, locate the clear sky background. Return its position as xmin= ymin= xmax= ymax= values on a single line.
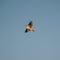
xmin=0 ymin=0 xmax=60 ymax=60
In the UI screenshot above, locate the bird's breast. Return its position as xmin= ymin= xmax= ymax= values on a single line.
xmin=26 ymin=26 xmax=31 ymax=30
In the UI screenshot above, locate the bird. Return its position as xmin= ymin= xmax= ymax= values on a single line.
xmin=25 ymin=21 xmax=35 ymax=33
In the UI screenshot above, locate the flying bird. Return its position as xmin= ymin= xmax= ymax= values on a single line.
xmin=25 ymin=21 xmax=35 ymax=33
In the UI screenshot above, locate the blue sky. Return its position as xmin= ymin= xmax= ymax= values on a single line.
xmin=0 ymin=0 xmax=60 ymax=60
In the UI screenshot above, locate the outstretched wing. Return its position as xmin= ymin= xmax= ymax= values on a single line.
xmin=25 ymin=29 xmax=30 ymax=33
xmin=28 ymin=21 xmax=33 ymax=28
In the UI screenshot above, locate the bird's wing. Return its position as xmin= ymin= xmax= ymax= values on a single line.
xmin=28 ymin=21 xmax=33 ymax=28
xmin=25 ymin=29 xmax=30 ymax=32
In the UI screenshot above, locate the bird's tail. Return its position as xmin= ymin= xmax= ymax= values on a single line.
xmin=31 ymin=29 xmax=35 ymax=32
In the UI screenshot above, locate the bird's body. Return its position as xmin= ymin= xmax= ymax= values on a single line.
xmin=25 ymin=21 xmax=35 ymax=33
xmin=26 ymin=25 xmax=31 ymax=30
